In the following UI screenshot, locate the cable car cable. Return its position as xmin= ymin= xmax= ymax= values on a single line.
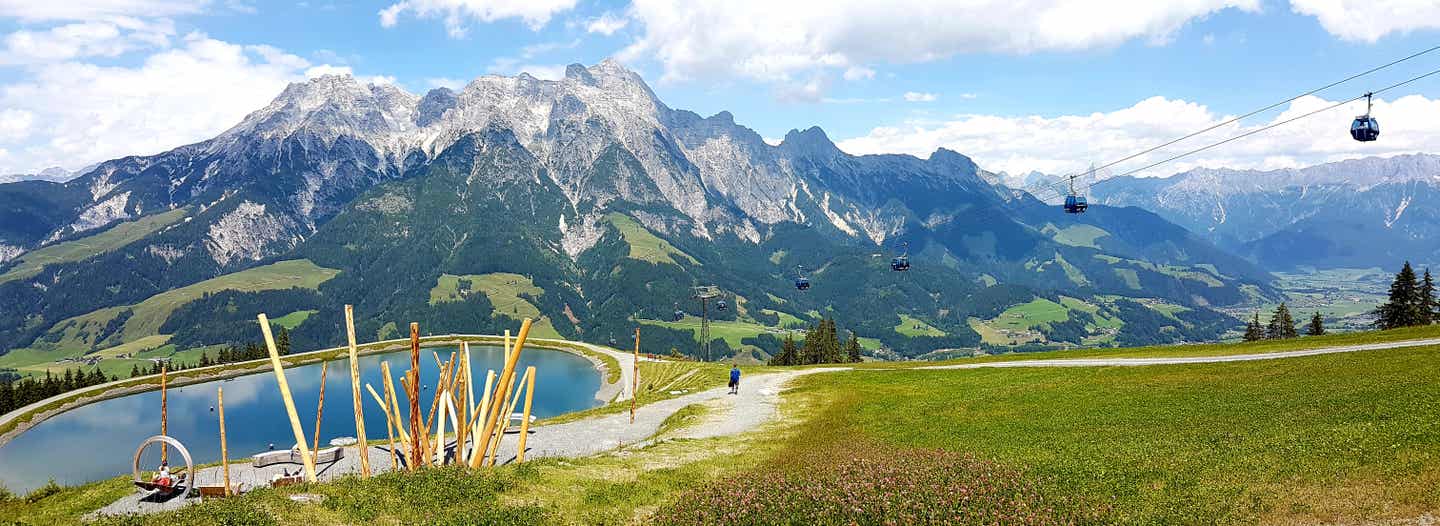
xmin=1023 ymin=43 xmax=1440 ymax=201
xmin=1051 ymin=64 xmax=1440 ymax=198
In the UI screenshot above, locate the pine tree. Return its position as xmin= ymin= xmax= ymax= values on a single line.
xmin=276 ymin=327 xmax=292 ymax=355
xmin=1243 ymin=312 xmax=1265 ymax=342
xmin=1376 ymin=261 xmax=1424 ymax=329
xmin=770 ymin=334 xmax=800 ymax=366
xmin=1267 ymin=303 xmax=1298 ymax=339
xmin=1307 ymin=312 xmax=1326 ymax=336
xmin=1422 ymin=269 xmax=1437 ymax=325
xmin=845 ymin=332 xmax=862 ymax=363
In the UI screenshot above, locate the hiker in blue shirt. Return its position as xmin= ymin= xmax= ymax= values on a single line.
xmin=729 ymin=365 xmax=741 ymax=395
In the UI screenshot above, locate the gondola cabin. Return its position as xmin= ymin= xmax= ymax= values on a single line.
xmin=716 ymin=299 xmax=727 ymax=311
xmin=1351 ymin=115 xmax=1379 ymax=142
xmin=795 ymin=277 xmax=810 ymax=290
xmin=890 ymin=256 xmax=910 ymax=272
xmin=1064 ymin=195 xmax=1088 ymax=214
xmin=672 ymin=309 xmax=685 ymax=322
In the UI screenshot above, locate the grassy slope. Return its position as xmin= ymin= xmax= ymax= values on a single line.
xmin=604 ymin=213 xmax=698 ymax=265
xmin=893 ymin=313 xmax=945 ymax=337
xmin=0 ymin=208 xmax=189 ymax=285
xmin=428 ymin=273 xmax=563 ymax=339
xmin=1 ymin=260 xmax=339 ymax=375
xmin=797 ymin=344 xmax=1440 ymax=524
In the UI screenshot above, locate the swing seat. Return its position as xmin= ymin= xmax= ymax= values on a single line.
xmin=134 ymin=473 xmax=186 ymax=493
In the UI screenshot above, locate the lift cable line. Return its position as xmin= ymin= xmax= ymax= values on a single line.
xmin=1017 ymin=43 xmax=1440 ymax=201
xmin=1034 ymin=64 xmax=1440 ymax=201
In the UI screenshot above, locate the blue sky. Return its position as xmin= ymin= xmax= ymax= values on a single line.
xmin=3 ymin=0 xmax=1440 ymax=181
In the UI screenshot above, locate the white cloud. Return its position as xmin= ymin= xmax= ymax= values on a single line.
xmin=842 ymin=66 xmax=874 ymax=81
xmin=0 ymin=0 xmax=209 ymax=21
xmin=903 ymin=91 xmax=937 ymax=102
xmin=618 ymin=0 xmax=1259 ymax=96
xmin=0 ymin=33 xmax=353 ymax=174
xmin=959 ymin=92 xmax=978 ymax=100
xmin=378 ymin=0 xmax=578 ymax=35
xmin=0 ymin=18 xmax=176 ymax=65
xmin=584 ymin=12 xmax=628 ymax=35
xmin=837 ymin=94 xmax=1440 ymax=186
xmin=1291 ymin=0 xmax=1440 ymax=42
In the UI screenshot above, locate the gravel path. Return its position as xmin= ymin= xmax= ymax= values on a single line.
xmin=918 ymin=337 xmax=1440 ymax=370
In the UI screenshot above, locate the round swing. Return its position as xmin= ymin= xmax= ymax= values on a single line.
xmin=132 ymin=435 xmax=195 ymax=496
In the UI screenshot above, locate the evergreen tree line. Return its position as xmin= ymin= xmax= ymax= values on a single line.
xmin=0 ymin=366 xmax=115 ymax=417
xmin=768 ymin=318 xmax=863 ymax=366
xmin=1242 ymin=302 xmax=1324 ymax=341
xmin=1373 ymin=261 xmax=1438 ymax=330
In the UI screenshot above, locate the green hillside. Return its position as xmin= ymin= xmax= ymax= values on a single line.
xmin=0 ymin=208 xmax=188 ymax=284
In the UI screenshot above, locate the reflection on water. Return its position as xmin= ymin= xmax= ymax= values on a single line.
xmin=0 ymin=345 xmax=601 ymax=494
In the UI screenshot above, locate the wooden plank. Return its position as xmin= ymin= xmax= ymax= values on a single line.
xmin=344 ymin=305 xmax=371 ymax=478
xmin=516 ymin=366 xmax=536 ymax=463
xmin=258 ymin=313 xmax=317 ymax=482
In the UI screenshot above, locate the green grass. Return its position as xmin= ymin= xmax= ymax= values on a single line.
xmin=655 ymin=403 xmax=710 ymax=437
xmin=269 ymin=310 xmax=317 ymax=330
xmin=0 ymin=208 xmax=188 ymax=285
xmin=638 ymin=316 xmax=797 ymax=349
xmin=604 ymin=213 xmax=698 ymax=266
xmin=794 ymin=344 xmax=1440 ymax=524
xmin=990 ymin=297 xmax=1071 ymax=331
xmin=893 ymin=313 xmax=945 ymax=337
xmin=429 ymin=273 xmax=562 ymax=339
xmin=761 ymin=308 xmax=807 ymax=328
xmin=1047 ymin=223 xmax=1110 ymax=249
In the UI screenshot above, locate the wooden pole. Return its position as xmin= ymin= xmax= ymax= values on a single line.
xmin=471 ymin=319 xmax=532 ymax=468
xmin=160 ymin=363 xmax=168 ymax=465
xmin=407 ymin=323 xmax=422 ymax=469
xmin=218 ymin=387 xmax=230 ymax=496
xmin=515 ymin=366 xmax=536 ymax=463
xmin=311 ymin=360 xmax=329 ymax=464
xmin=258 ymin=313 xmax=317 ymax=482
xmin=486 ymin=368 xmax=528 ymax=467
xmin=344 ymin=305 xmax=371 ymax=478
xmin=379 ymin=362 xmax=410 ymax=450
xmin=435 ymin=389 xmax=448 ymax=465
xmin=468 ymin=370 xmax=494 ymax=461
xmin=365 ymin=384 xmax=399 ymax=470
xmin=632 ymin=328 xmax=640 ymax=424
xmin=457 ymin=344 xmax=471 ymax=462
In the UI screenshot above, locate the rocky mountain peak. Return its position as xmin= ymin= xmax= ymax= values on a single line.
xmin=779 ymin=126 xmax=841 ymax=159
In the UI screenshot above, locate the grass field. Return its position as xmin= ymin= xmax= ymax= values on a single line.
xmin=794 ymin=344 xmax=1440 ymax=524
xmin=269 ymin=310 xmax=317 ymax=330
xmin=0 ymin=208 xmax=189 ymax=285
xmin=428 ymin=273 xmax=563 ymax=339
xmin=1046 ymin=223 xmax=1110 ymax=249
xmin=604 ymin=213 xmax=698 ymax=266
xmin=894 ymin=313 xmax=945 ymax=337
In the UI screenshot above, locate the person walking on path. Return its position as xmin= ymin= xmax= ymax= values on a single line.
xmin=729 ymin=365 xmax=741 ymax=395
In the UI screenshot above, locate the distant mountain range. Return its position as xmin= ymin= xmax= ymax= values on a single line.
xmin=1091 ymin=154 xmax=1440 ymax=270
xmin=0 ymin=166 xmax=81 ymax=185
xmin=0 ymin=61 xmax=1274 ymax=366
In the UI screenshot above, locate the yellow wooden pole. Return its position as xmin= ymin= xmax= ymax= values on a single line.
xmin=365 ymin=384 xmax=399 ymax=470
xmin=258 ymin=313 xmax=316 ymax=482
xmin=434 ymin=389 xmax=448 ymax=465
xmin=218 ymin=387 xmax=230 ymax=496
xmin=344 ymin=305 xmax=370 ymax=478
xmin=467 ymin=370 xmax=494 ymax=461
xmin=486 ymin=367 xmax=529 ymax=466
xmin=515 ymin=367 xmax=537 ymax=463
xmin=632 ymin=328 xmax=640 ymax=424
xmin=457 ymin=344 xmax=471 ymax=463
xmin=407 ymin=323 xmax=422 ymax=469
xmin=379 ymin=362 xmax=410 ymax=449
xmin=160 ymin=363 xmax=168 ymax=465
xmin=471 ymin=319 xmax=532 ymax=468
xmin=311 ymin=361 xmax=329 ymax=464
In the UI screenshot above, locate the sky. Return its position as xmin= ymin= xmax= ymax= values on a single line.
xmin=2 ymin=0 xmax=1440 ymax=184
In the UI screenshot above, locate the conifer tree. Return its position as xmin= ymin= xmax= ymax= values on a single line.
xmin=1422 ymin=269 xmax=1437 ymax=325
xmin=1243 ymin=312 xmax=1265 ymax=342
xmin=1268 ymin=303 xmax=1298 ymax=339
xmin=845 ymin=333 xmax=862 ymax=363
xmin=770 ymin=334 xmax=800 ymax=366
xmin=1307 ymin=312 xmax=1326 ymax=336
xmin=276 ymin=327 xmax=292 ymax=355
xmin=1375 ymin=262 xmax=1425 ymax=329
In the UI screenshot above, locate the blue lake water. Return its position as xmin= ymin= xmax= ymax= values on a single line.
xmin=0 ymin=345 xmax=601 ymax=494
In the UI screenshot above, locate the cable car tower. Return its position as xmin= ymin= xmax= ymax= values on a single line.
xmin=691 ymin=285 xmax=722 ymax=361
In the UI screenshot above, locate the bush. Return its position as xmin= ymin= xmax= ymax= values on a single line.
xmin=23 ymin=480 xmax=60 ymax=503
